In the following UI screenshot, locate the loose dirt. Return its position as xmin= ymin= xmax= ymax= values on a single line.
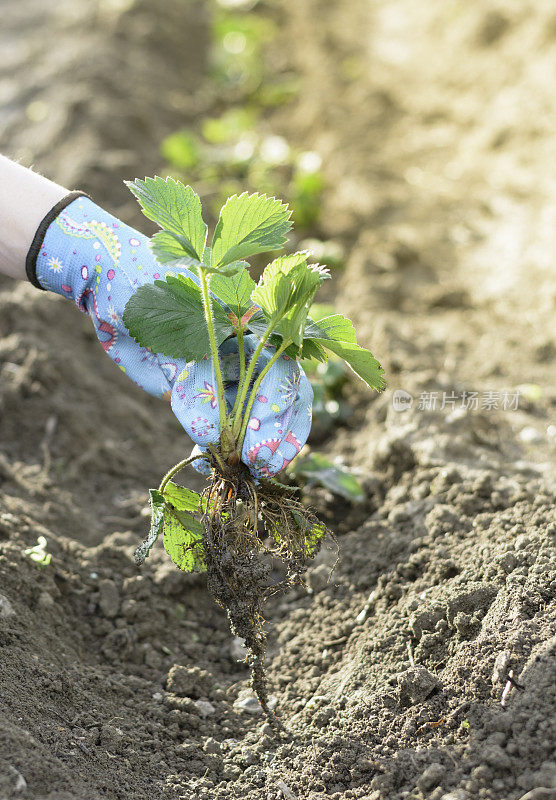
xmin=0 ymin=1 xmax=554 ymax=799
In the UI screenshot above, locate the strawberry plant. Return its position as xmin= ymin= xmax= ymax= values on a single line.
xmin=123 ymin=177 xmax=385 ymax=716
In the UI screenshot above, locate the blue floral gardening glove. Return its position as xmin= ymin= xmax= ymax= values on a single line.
xmin=27 ymin=193 xmax=314 ymax=478
xmin=29 ymin=193 xmax=186 ymax=399
xmin=171 ymin=335 xmax=313 ymax=478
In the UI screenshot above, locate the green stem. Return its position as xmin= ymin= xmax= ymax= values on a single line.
xmin=158 ymin=454 xmax=207 ymax=493
xmin=230 ymin=327 xmax=246 ymax=419
xmin=199 ymin=269 xmax=227 ymax=434
xmin=207 ymin=443 xmax=226 ymax=473
xmin=237 ymin=340 xmax=291 ymax=453
xmin=231 ymin=322 xmax=276 ymax=439
xmin=237 ymin=327 xmax=246 ymax=396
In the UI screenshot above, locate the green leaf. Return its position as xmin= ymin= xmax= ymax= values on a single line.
xmin=257 ymin=251 xmax=309 ymax=281
xmin=319 ymin=340 xmax=385 ymax=390
xmin=289 ymin=453 xmax=365 ymax=503
xmin=135 ymin=489 xmax=165 ymax=565
xmin=163 ymin=507 xmax=206 ymax=572
xmin=164 ymin=481 xmax=218 ymax=515
xmin=304 ymin=314 xmax=357 ymax=343
xmin=151 ymin=232 xmax=205 ymax=266
xmin=243 ymin=309 xmax=268 ymax=339
xmin=203 ymin=262 xmax=244 ymax=277
xmin=251 ymin=256 xmax=316 ymax=318
xmin=276 ymin=280 xmax=324 ymax=348
xmin=211 ymin=192 xmax=292 ymax=268
xmin=162 ymin=482 xmax=202 ymax=514
xmin=126 ymin=177 xmax=207 ymax=260
xmin=252 ymin=256 xmax=329 ymax=346
xmin=202 ymin=249 xmax=247 ymax=277
xmin=297 ymin=338 xmax=328 ymax=362
xmin=210 ymin=268 xmax=256 ymax=321
xmin=292 ymin=511 xmax=327 ymax=557
xmin=303 ymin=314 xmax=386 ymax=391
xmin=123 ymin=274 xmax=232 ymax=359
xmin=265 ymin=507 xmax=326 ymax=558
xmin=251 ymin=272 xmax=293 ymax=323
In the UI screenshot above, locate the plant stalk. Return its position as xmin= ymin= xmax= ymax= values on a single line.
xmin=208 ymin=443 xmax=227 ymax=473
xmin=199 ymin=269 xmax=228 ymax=436
xmin=237 ymin=327 xmax=246 ymax=399
xmin=158 ymin=454 xmax=208 ymax=493
xmin=237 ymin=339 xmax=291 ymax=453
xmin=231 ymin=322 xmax=276 ymax=439
xmin=230 ymin=326 xmax=247 ymax=420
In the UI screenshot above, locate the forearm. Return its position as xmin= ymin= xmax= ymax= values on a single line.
xmin=0 ymin=155 xmax=68 ymax=280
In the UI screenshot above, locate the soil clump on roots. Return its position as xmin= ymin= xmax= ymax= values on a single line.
xmin=201 ymin=453 xmax=328 ymax=718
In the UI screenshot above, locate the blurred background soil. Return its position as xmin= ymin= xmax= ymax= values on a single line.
xmin=0 ymin=1 xmax=555 ymax=799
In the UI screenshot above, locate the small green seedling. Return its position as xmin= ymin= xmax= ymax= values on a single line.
xmin=123 ymin=177 xmax=385 ymax=716
xmin=288 ymin=453 xmax=365 ymax=503
xmin=23 ymin=536 xmax=52 ymax=567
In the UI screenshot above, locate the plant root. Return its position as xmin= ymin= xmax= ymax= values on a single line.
xmin=200 ymin=453 xmax=329 ymax=720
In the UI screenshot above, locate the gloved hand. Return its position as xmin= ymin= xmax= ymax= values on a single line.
xmin=31 ymin=193 xmax=188 ymax=399
xmin=171 ymin=334 xmax=314 ymax=479
xmin=29 ymin=193 xmax=314 ymax=477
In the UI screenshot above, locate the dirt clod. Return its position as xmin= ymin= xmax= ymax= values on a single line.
xmin=97 ymin=578 xmax=120 ymax=619
xmin=166 ymin=665 xmax=214 ymax=699
xmin=418 ymin=762 xmax=446 ymax=792
xmin=396 ymin=666 xmax=442 ymax=705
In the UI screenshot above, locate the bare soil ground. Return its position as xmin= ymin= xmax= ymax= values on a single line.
xmin=0 ymin=1 xmax=554 ymax=799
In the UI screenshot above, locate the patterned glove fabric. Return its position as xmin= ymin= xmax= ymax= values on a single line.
xmin=30 ymin=193 xmax=314 ymax=477
xmin=31 ymin=194 xmax=188 ymax=399
xmin=171 ymin=335 xmax=313 ymax=479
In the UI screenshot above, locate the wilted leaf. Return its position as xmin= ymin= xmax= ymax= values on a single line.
xmin=265 ymin=507 xmax=326 ymax=558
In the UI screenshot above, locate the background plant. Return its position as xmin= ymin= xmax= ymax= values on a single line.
xmin=160 ymin=0 xmax=323 ymax=231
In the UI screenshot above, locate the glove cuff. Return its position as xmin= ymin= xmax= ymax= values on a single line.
xmin=25 ymin=191 xmax=90 ymax=290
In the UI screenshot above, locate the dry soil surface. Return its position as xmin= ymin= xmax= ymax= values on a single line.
xmin=0 ymin=1 xmax=555 ymax=799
